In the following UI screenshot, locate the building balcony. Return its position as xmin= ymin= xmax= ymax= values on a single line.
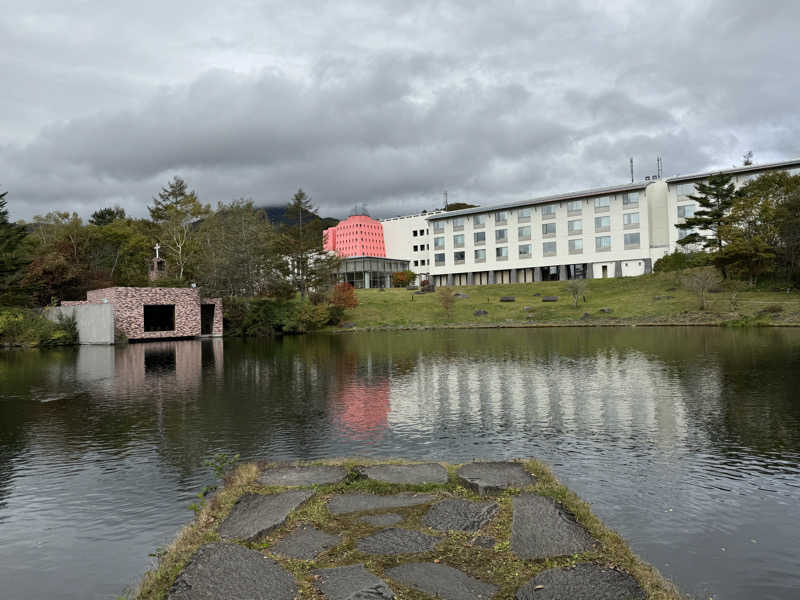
xmin=518 ymin=235 xmax=531 ymax=241
xmin=453 ymin=225 xmax=464 ymax=232
xmin=595 ymin=226 xmax=610 ymax=233
xmin=569 ymin=248 xmax=583 ymax=255
xmin=568 ymin=209 xmax=582 ymax=217
xmin=623 ymin=223 xmax=640 ymax=230
xmin=568 ymin=229 xmax=582 ymax=236
xmin=594 ymin=205 xmax=610 ymax=213
xmin=475 ymin=257 xmax=486 ymax=263
xmin=543 ymin=250 xmax=557 ymax=257
xmin=625 ymin=243 xmax=641 ymax=250
xmin=543 ymin=232 xmax=556 ymax=239
xmin=623 ymin=202 xmax=639 ymax=209
xmin=496 ymin=255 xmax=508 ymax=261
xmin=596 ymin=245 xmax=611 ymax=252
xmin=541 ymin=213 xmax=556 ymax=220
xmin=518 ymin=215 xmax=531 ymax=223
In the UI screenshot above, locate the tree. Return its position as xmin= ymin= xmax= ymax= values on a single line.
xmin=392 ymin=270 xmax=416 ymax=287
xmin=280 ymin=189 xmax=339 ymax=301
xmin=676 ymin=173 xmax=736 ymax=254
xmin=681 ymin=267 xmax=723 ymax=310
xmin=0 ymin=191 xmax=28 ymax=301
xmin=437 ymin=286 xmax=457 ymax=319
xmin=564 ymin=279 xmax=588 ymax=307
xmin=150 ymin=177 xmax=210 ymax=280
xmin=89 ymin=206 xmax=127 ymax=226
xmin=771 ymin=173 xmax=800 ymax=282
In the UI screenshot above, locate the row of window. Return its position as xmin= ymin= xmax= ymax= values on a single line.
xmin=431 ymin=193 xmax=641 ymax=233
xmin=412 ymin=244 xmax=429 ymax=252
xmin=433 ymin=234 xmax=642 ymax=265
xmin=432 ymin=214 xmax=640 ymax=249
xmin=411 ymin=228 xmax=429 ymax=237
xmin=412 ymin=259 xmax=429 ymax=267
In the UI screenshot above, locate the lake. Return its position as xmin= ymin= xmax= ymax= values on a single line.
xmin=1 ymin=328 xmax=799 ymax=599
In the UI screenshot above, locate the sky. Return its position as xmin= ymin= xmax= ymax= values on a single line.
xmin=2 ymin=0 xmax=799 ymax=221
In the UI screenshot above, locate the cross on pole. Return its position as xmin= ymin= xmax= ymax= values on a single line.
xmin=154 ymin=243 xmax=160 ymax=259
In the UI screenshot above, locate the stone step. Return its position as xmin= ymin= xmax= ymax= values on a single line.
xmin=385 ymin=562 xmax=498 ymax=600
xmin=270 ymin=524 xmax=341 ymax=560
xmin=423 ymin=498 xmax=499 ymax=532
xmin=313 ymin=564 xmax=395 ymax=600
xmin=456 ymin=461 xmax=535 ymax=495
xmin=356 ymin=527 xmax=439 ymax=555
xmin=258 ymin=464 xmax=348 ymax=487
xmin=510 ymin=493 xmax=596 ymax=559
xmin=327 ymin=492 xmax=436 ymax=515
xmin=515 ymin=564 xmax=645 ymax=600
xmin=218 ymin=490 xmax=313 ymax=542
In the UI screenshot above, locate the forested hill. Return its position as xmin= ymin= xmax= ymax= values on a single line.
xmin=258 ymin=205 xmax=339 ymax=229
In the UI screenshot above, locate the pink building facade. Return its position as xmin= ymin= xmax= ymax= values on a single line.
xmin=63 ymin=287 xmax=222 ymax=341
xmin=323 ymin=214 xmax=386 ymax=257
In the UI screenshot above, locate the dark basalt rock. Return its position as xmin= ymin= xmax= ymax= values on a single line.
xmin=313 ymin=564 xmax=395 ymax=600
xmin=515 ymin=564 xmax=645 ymax=600
xmin=258 ymin=464 xmax=347 ymax=487
xmin=423 ymin=498 xmax=499 ymax=532
xmin=356 ymin=528 xmax=439 ymax=555
xmin=474 ymin=309 xmax=489 ymax=316
xmin=499 ymin=296 xmax=515 ymax=302
xmin=270 ymin=524 xmax=341 ymax=559
xmin=542 ymin=296 xmax=558 ymax=302
xmin=218 ymin=490 xmax=313 ymax=542
xmin=456 ymin=461 xmax=535 ymax=496
xmin=511 ymin=493 xmax=596 ymax=559
xmin=168 ymin=543 xmax=297 ymax=600
xmin=386 ymin=562 xmax=498 ymax=600
xmin=362 ymin=463 xmax=448 ymax=485
xmin=361 ymin=513 xmax=404 ymax=527
xmin=328 ymin=493 xmax=436 ymax=515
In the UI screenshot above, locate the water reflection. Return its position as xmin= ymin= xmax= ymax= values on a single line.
xmin=0 ymin=330 xmax=799 ymax=599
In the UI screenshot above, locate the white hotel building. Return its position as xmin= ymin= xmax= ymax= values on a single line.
xmin=380 ymin=158 xmax=800 ymax=287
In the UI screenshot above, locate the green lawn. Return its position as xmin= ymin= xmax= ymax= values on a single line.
xmin=338 ymin=273 xmax=800 ymax=329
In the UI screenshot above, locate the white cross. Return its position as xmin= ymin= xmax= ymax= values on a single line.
xmin=154 ymin=243 xmax=160 ymax=259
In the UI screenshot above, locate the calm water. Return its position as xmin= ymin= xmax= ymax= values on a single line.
xmin=1 ymin=329 xmax=800 ymax=599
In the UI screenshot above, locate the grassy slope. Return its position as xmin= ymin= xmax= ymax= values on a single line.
xmin=338 ymin=273 xmax=800 ymax=329
xmin=133 ymin=458 xmax=683 ymax=600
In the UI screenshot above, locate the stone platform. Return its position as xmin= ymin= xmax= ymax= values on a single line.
xmin=149 ymin=460 xmax=672 ymax=600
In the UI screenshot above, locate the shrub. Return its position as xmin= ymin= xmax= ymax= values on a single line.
xmin=0 ymin=308 xmax=77 ymax=347
xmin=563 ymin=279 xmax=588 ymax=307
xmin=308 ymin=290 xmax=328 ymax=306
xmin=437 ymin=286 xmax=457 ymax=318
xmin=761 ymin=303 xmax=784 ymax=314
xmin=681 ymin=267 xmax=723 ymax=310
xmin=392 ymin=270 xmax=416 ymax=288
xmin=654 ymin=250 xmax=712 ymax=273
xmin=330 ymin=283 xmax=358 ymax=309
xmin=284 ymin=303 xmax=330 ymax=333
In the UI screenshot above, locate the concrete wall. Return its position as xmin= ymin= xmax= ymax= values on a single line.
xmin=46 ymin=303 xmax=114 ymax=345
xmin=381 ymin=211 xmax=445 ymax=283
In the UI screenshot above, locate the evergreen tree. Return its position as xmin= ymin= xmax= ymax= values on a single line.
xmin=149 ymin=176 xmax=198 ymax=222
xmin=89 ymin=206 xmax=127 ymax=226
xmin=0 ymin=191 xmax=28 ymax=299
xmin=676 ymin=173 xmax=736 ymax=253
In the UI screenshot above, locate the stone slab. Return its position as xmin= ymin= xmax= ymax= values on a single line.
xmin=515 ymin=564 xmax=645 ymax=600
xmin=258 ymin=465 xmax=348 ymax=487
xmin=270 ymin=524 xmax=341 ymax=559
xmin=456 ymin=462 xmax=535 ymax=495
xmin=362 ymin=463 xmax=448 ymax=485
xmin=423 ymin=498 xmax=499 ymax=532
xmin=386 ymin=562 xmax=498 ymax=600
xmin=168 ymin=543 xmax=297 ymax=600
xmin=313 ymin=564 xmax=395 ymax=600
xmin=511 ymin=493 xmax=596 ymax=559
xmin=361 ymin=512 xmax=404 ymax=527
xmin=327 ymin=493 xmax=435 ymax=515
xmin=356 ymin=528 xmax=439 ymax=555
xmin=218 ymin=490 xmax=313 ymax=542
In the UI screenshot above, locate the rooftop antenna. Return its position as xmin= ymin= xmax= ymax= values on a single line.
xmin=629 ymin=157 xmax=634 ymax=183
xmin=657 ymin=156 xmax=663 ymax=179
xmin=443 ymin=190 xmax=448 ymax=210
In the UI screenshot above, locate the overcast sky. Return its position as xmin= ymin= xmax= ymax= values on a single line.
xmin=2 ymin=1 xmax=799 ymax=221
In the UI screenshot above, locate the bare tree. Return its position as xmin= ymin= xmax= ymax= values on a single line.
xmin=564 ymin=279 xmax=588 ymax=307
xmin=681 ymin=267 xmax=723 ymax=310
xmin=437 ymin=286 xmax=457 ymax=319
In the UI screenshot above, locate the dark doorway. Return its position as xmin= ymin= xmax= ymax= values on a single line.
xmin=602 ymin=265 xmax=608 ymax=278
xmin=201 ymin=304 xmax=215 ymax=335
xmin=144 ymin=347 xmax=176 ymax=374
xmin=143 ymin=305 xmax=175 ymax=332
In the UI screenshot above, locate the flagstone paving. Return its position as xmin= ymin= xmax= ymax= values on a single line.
xmin=149 ymin=461 xmax=658 ymax=600
xmin=362 ymin=462 xmax=449 ymax=484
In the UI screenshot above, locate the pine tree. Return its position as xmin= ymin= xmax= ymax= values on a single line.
xmin=676 ymin=173 xmax=736 ymax=253
xmin=149 ymin=176 xmax=198 ymax=222
xmin=0 ymin=191 xmax=29 ymax=300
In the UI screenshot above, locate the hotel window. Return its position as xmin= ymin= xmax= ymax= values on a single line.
xmin=624 ymin=233 xmax=641 ymax=249
xmin=518 ymin=207 xmax=532 ymax=222
xmin=495 ymin=228 xmax=508 ymax=242
xmin=676 ymin=182 xmax=698 ymax=197
xmin=519 ymin=243 xmax=532 ymax=258
xmin=453 ymin=234 xmax=465 ymax=248
xmin=413 ymin=260 xmax=419 ymax=266
xmin=433 ymin=221 xmax=445 ymax=233
xmin=595 ymin=216 xmax=610 ymax=232
xmin=623 ymin=212 xmax=640 ymax=229
xmin=543 ymin=241 xmax=557 ymax=256
xmin=567 ymin=200 xmax=582 ymax=214
xmin=453 ymin=217 xmax=465 ymax=231
xmin=495 ymin=210 xmax=509 ymax=224
xmin=596 ymin=236 xmax=611 ymax=251
xmin=473 ymin=214 xmax=486 ymax=228
xmin=474 ymin=248 xmax=486 ymax=262
xmin=413 ymin=230 xmax=418 ymax=237
xmin=569 ymin=238 xmax=583 ymax=254
xmin=434 ymin=236 xmax=445 ymax=249
xmin=541 ymin=204 xmax=556 ymax=219
xmin=594 ymin=196 xmax=610 ymax=211
xmin=454 ymin=250 xmax=466 ymax=264
xmin=413 ymin=245 xmax=418 ymax=252
xmin=474 ymin=231 xmax=486 ymax=245
xmin=568 ymin=219 xmax=582 ymax=235
xmin=622 ymin=191 xmax=639 ymax=207
xmin=496 ymin=246 xmax=509 ymax=260
xmin=677 ymin=204 xmax=696 ymax=219
xmin=518 ymin=225 xmax=531 ymax=240
xmin=435 ymin=253 xmax=445 ymax=266
xmin=542 ymin=223 xmax=556 ymax=237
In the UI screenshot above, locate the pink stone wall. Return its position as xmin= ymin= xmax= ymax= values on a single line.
xmin=65 ymin=287 xmax=223 ymax=340
xmin=322 ymin=215 xmax=386 ymax=257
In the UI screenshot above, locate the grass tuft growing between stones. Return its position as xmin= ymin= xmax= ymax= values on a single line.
xmin=132 ymin=458 xmax=684 ymax=600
